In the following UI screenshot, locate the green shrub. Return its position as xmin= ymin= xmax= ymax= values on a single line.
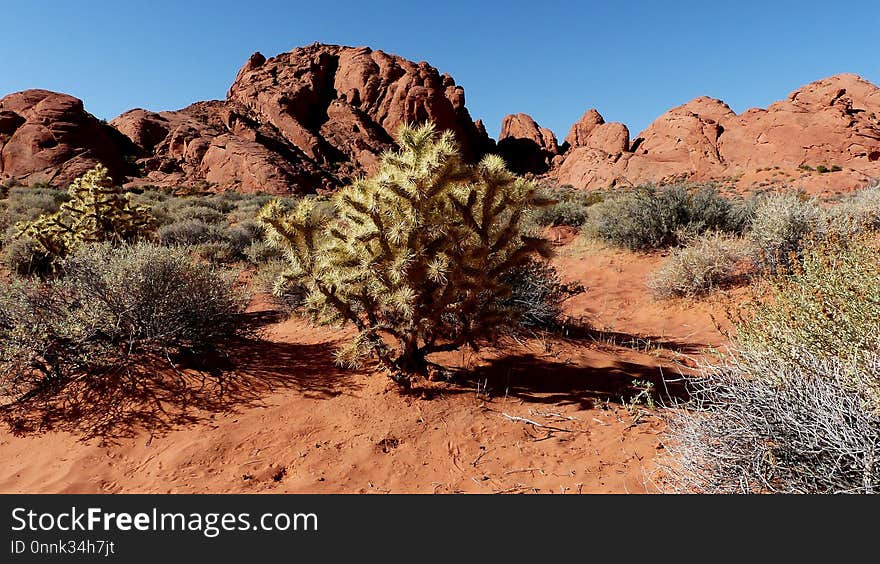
xmin=531 ymin=200 xmax=591 ymax=227
xmin=733 ymin=236 xmax=880 ymax=402
xmin=648 ymin=233 xmax=753 ymax=299
xmin=529 ymin=185 xmax=603 ymax=227
xmin=584 ymin=184 xmax=737 ymax=250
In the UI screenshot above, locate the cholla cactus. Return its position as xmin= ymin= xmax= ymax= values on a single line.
xmin=16 ymin=165 xmax=156 ymax=263
xmin=259 ymin=123 xmax=552 ymax=384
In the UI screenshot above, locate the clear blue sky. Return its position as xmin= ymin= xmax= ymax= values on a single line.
xmin=2 ymin=1 xmax=878 ymax=140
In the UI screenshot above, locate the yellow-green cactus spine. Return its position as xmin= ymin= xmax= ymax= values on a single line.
xmin=15 ymin=165 xmax=156 ymax=265
xmin=259 ymin=123 xmax=552 ymax=385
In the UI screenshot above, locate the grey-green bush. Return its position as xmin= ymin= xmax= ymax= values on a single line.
xmin=0 ymin=243 xmax=248 ymax=400
xmin=585 ymin=184 xmax=738 ymax=250
xmin=648 ymin=233 xmax=753 ymax=298
xmin=501 ymin=259 xmax=585 ymax=329
xmin=663 ymin=237 xmax=880 ymax=493
xmin=157 ymin=219 xmax=218 ymax=246
xmin=825 ymin=181 xmax=880 ymax=236
xmin=62 ymin=242 xmax=248 ymax=349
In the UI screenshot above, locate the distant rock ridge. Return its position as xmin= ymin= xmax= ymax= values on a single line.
xmin=2 ymin=44 xmax=879 ymax=195
xmin=499 ymin=73 xmax=880 ymax=193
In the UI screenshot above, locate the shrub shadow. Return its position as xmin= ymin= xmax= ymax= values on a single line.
xmin=0 ymin=337 xmax=354 ymax=443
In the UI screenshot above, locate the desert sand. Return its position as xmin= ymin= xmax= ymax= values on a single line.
xmin=0 ymin=239 xmax=727 ymax=494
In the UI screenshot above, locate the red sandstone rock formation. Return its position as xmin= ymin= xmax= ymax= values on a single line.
xmin=554 ymin=74 xmax=880 ymax=193
xmin=0 ymin=89 xmax=134 ymax=186
xmin=112 ymin=44 xmax=492 ymax=193
xmin=496 ymin=113 xmax=559 ymax=174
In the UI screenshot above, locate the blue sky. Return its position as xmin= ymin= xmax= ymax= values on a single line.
xmin=2 ymin=1 xmax=878 ymax=139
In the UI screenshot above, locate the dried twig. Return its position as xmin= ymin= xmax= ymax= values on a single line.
xmin=502 ymin=412 xmax=573 ymax=433
xmin=504 ymin=467 xmax=544 ymax=475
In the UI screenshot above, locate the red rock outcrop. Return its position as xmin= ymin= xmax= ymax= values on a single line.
xmin=112 ymin=102 xmax=334 ymax=193
xmin=555 ymin=74 xmax=880 ymax=194
xmin=111 ymin=43 xmax=492 ymax=193
xmin=0 ymin=89 xmax=134 ymax=186
xmin=0 ymin=44 xmax=492 ymax=193
xmin=496 ymin=113 xmax=559 ymax=174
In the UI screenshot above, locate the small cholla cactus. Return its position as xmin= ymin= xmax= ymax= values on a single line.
xmin=15 ymin=165 xmax=156 ymax=265
xmin=259 ymin=123 xmax=552 ymax=385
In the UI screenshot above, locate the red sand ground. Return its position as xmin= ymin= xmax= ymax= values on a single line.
xmin=0 ymin=240 xmax=729 ymax=493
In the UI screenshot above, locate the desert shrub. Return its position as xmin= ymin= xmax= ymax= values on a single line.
xmin=529 ymin=185 xmax=604 ymax=227
xmin=725 ymin=194 xmax=760 ymax=234
xmin=198 ymin=192 xmax=244 ymax=214
xmin=244 ymin=240 xmax=284 ymax=264
xmin=13 ymin=165 xmax=156 ymax=265
xmin=252 ymin=260 xmax=308 ymax=312
xmin=825 ymin=181 xmax=880 ymax=236
xmin=0 ymin=243 xmax=247 ymax=400
xmin=191 ymin=241 xmax=239 ymax=264
xmin=2 ymin=237 xmax=52 ymax=277
xmin=585 ymin=184 xmax=737 ymax=250
xmin=663 ymin=237 xmax=880 ymax=493
xmin=501 ymin=259 xmax=585 ymax=329
xmin=663 ymin=358 xmax=880 ymax=494
xmin=0 ymin=186 xmax=69 ymax=242
xmin=157 ymin=218 xmax=258 ymax=263
xmin=733 ymin=236 xmax=880 ymax=401
xmin=172 ymin=204 xmax=225 ymax=224
xmin=687 ymin=186 xmax=736 ymax=232
xmin=61 ymin=243 xmax=248 ymax=350
xmin=531 ymin=200 xmax=591 ymax=227
xmin=0 ymin=280 xmax=93 ymax=397
xmin=226 ymin=221 xmax=262 ymax=247
xmin=157 ymin=219 xmax=218 ymax=246
xmin=648 ymin=233 xmax=753 ymax=299
xmin=747 ymin=192 xmax=821 ymax=272
xmin=259 ymin=123 xmax=553 ymax=384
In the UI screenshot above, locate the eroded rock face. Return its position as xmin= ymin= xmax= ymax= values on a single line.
xmin=554 ymin=74 xmax=880 ymax=193
xmin=112 ymin=101 xmax=334 ymax=193
xmin=496 ymin=113 xmax=559 ymax=174
xmin=0 ymin=89 xmax=134 ymax=186
xmin=113 ymin=43 xmax=492 ymax=193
